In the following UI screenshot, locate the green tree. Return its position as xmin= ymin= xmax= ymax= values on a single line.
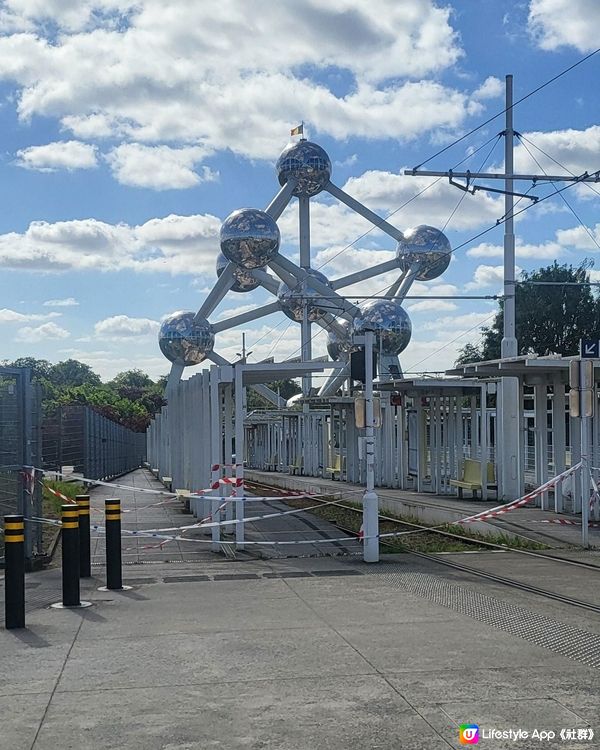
xmin=456 ymin=261 xmax=599 ymax=364
xmin=7 ymin=357 xmax=53 ymax=380
xmin=109 ymin=369 xmax=155 ymax=391
xmin=50 ymin=359 xmax=102 ymax=388
xmin=454 ymin=342 xmax=484 ymax=366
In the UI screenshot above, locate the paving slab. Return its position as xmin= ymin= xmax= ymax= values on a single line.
xmin=57 ymin=626 xmax=374 ymax=692
xmin=34 ymin=676 xmax=442 ymax=750
xmin=422 ymin=698 xmax=591 ymax=750
xmin=79 ymin=588 xmax=325 ymax=638
xmin=0 ymin=693 xmax=53 ymax=749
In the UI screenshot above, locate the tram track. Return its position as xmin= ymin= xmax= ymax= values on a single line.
xmin=246 ymin=479 xmax=600 ymax=614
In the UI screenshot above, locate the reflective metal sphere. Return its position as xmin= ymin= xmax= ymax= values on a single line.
xmin=326 ymin=319 xmax=354 ymax=359
xmin=216 ymin=252 xmax=260 ymax=293
xmin=276 ymin=141 xmax=332 ymax=197
xmin=220 ymin=208 xmax=281 ymax=270
xmin=352 ymin=300 xmax=412 ymax=356
xmin=277 ymin=269 xmax=340 ymax=322
xmin=159 ymin=311 xmax=214 ymax=366
xmin=396 ymin=225 xmax=451 ymax=281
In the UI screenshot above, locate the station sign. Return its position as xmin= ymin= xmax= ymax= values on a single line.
xmin=580 ymin=339 xmax=600 ymax=358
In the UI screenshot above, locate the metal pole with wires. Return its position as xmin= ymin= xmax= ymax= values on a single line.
xmin=362 ymin=329 xmax=379 ymax=563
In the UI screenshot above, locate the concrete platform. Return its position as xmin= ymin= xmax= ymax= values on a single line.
xmin=246 ymin=469 xmax=600 ymax=548
xmin=1 ymin=551 xmax=599 ymax=749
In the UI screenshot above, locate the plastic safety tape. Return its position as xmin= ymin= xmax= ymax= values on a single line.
xmin=90 ymin=526 xmax=415 ymax=547
xmin=460 ymin=463 xmax=581 ymax=524
xmin=530 ymin=519 xmax=600 ymax=527
xmin=114 ymin=497 xmax=350 ymax=535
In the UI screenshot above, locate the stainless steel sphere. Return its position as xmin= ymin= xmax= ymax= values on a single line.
xmin=276 ymin=141 xmax=331 ymax=197
xmin=396 ymin=225 xmax=451 ymax=281
xmin=220 ymin=208 xmax=280 ymax=270
xmin=352 ymin=300 xmax=412 ymax=356
xmin=326 ymin=319 xmax=354 ymax=359
xmin=277 ymin=269 xmax=340 ymax=322
xmin=215 ymin=252 xmax=260 ymax=293
xmin=159 ymin=311 xmax=214 ymax=366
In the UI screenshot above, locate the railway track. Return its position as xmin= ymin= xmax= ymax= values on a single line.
xmin=246 ymin=479 xmax=600 ymax=615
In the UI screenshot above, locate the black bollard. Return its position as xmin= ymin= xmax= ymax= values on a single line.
xmin=105 ymin=498 xmax=123 ymax=590
xmin=61 ymin=504 xmax=81 ymax=606
xmin=4 ymin=515 xmax=25 ymax=629
xmin=76 ymin=495 xmax=91 ymax=578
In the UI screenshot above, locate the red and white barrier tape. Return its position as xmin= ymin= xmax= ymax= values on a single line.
xmin=460 ymin=463 xmax=581 ymax=524
xmin=43 ymin=484 xmax=76 ymax=504
xmin=127 ymin=497 xmax=350 ymax=535
xmin=530 ymin=519 xmax=600 ymax=527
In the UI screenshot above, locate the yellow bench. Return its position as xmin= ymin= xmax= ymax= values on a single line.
xmin=325 ymin=454 xmax=343 ymax=480
xmin=289 ymin=457 xmax=303 ymax=475
xmin=449 ymin=458 xmax=495 ymax=499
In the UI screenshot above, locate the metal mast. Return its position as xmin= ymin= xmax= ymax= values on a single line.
xmin=404 ymin=74 xmax=599 ymax=500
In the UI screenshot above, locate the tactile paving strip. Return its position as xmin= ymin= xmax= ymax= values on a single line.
xmin=378 ymin=569 xmax=600 ymax=670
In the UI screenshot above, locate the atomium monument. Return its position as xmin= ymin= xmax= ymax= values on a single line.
xmin=159 ymin=136 xmax=452 ymax=400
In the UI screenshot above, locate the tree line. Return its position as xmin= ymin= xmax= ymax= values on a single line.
xmin=3 ymin=358 xmax=166 ymax=432
xmin=456 ymin=261 xmax=600 ymax=365
xmin=4 ymin=357 xmax=303 ymax=430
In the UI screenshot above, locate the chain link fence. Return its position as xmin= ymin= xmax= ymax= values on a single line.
xmin=42 ymin=404 xmax=146 ymax=481
xmin=0 ymin=367 xmax=43 ymax=563
xmin=0 ymin=368 xmax=146 ymax=566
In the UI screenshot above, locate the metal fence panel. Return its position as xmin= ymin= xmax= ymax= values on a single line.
xmin=42 ymin=404 xmax=146 ymax=481
xmin=0 ymin=368 xmax=42 ymax=561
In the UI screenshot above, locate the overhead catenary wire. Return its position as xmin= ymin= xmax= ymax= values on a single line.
xmin=412 ymin=47 xmax=600 ymax=170
xmin=516 ymin=134 xmax=600 ymax=253
xmin=279 ymin=136 xmax=505 ymax=364
xmin=242 ymin=56 xmax=600 ymax=368
xmin=246 ymin=133 xmax=504 ymax=355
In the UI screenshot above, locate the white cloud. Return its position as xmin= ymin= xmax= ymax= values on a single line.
xmin=2 ymin=0 xmax=134 ymax=32
xmin=43 ymin=297 xmax=79 ymax=307
xmin=0 ymin=308 xmax=60 ymax=322
xmin=473 ymin=76 xmax=503 ymax=100
xmin=406 ymin=299 xmax=457 ymax=313
xmin=528 ymin=0 xmax=599 ymax=51
xmin=341 ymin=169 xmax=504 ymax=231
xmin=216 ymin=303 xmax=261 ymax=322
xmin=106 ymin=143 xmax=217 ymax=190
xmin=0 ymin=2 xmax=511 ymax=160
xmin=465 ymin=264 xmax=505 ymax=290
xmin=94 ymin=315 xmax=160 ymax=338
xmin=0 ymin=213 xmax=221 ymax=274
xmin=466 ymin=241 xmax=562 ymax=259
xmin=556 ymin=224 xmax=600 ymax=250
xmin=280 ymin=201 xmax=389 ymax=251
xmin=422 ymin=311 xmax=494 ymax=333
xmin=514 ymin=126 xmax=600 ymax=184
xmin=15 ymin=140 xmax=97 ymax=171
xmin=402 ymin=337 xmax=465 ymax=373
xmin=16 ymin=321 xmax=70 ymax=342
xmin=334 ymin=154 xmax=358 ymax=168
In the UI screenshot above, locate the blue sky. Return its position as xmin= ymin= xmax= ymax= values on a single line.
xmin=0 ymin=0 xmax=599 ymax=380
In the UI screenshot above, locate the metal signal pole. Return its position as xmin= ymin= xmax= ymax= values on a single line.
xmin=405 ymin=74 xmax=600 ymax=500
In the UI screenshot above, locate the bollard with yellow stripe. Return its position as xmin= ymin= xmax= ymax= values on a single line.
xmin=51 ymin=504 xmax=92 ymax=609
xmin=76 ymin=494 xmax=91 ymax=578
xmin=4 ymin=514 xmax=25 ymax=629
xmin=101 ymin=498 xmax=130 ymax=591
